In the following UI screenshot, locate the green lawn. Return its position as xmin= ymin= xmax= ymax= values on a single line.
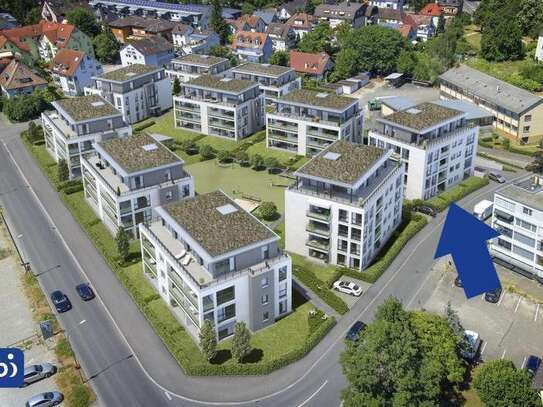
xmin=196 ymin=135 xmax=239 ymax=151
xmin=465 ymin=32 xmax=481 ymax=52
xmin=246 ymin=141 xmax=305 ymax=167
xmin=291 ymin=253 xmax=337 ymax=284
xmin=139 ymin=111 xmax=204 ymax=143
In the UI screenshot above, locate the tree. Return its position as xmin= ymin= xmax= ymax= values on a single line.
xmin=264 ymin=156 xmax=280 ymax=169
xmin=235 ymin=150 xmax=249 ymax=164
xmin=199 ymin=144 xmax=215 ymax=159
xmin=258 ymin=201 xmax=278 ymax=221
xmin=3 ymin=94 xmax=48 ymax=122
xmin=517 ymin=0 xmax=543 ymax=38
xmin=480 ymin=2 xmax=524 ymax=61
xmin=304 ymin=0 xmax=315 ymax=14
xmin=530 ymin=149 xmax=543 ymax=172
xmin=444 ymin=302 xmax=469 ymax=355
xmin=172 ymin=77 xmax=181 ymax=96
xmin=269 ymin=51 xmax=289 ymax=66
xmin=250 ymin=153 xmax=264 ymax=169
xmin=26 ymin=122 xmax=43 ymax=143
xmin=241 ymin=3 xmax=256 ymax=15
xmin=396 ymin=50 xmax=418 ymax=77
xmin=210 ymin=0 xmax=229 ymax=44
xmin=406 ymin=0 xmax=430 ymax=12
xmin=93 ymin=27 xmax=120 ymax=63
xmin=231 ymin=321 xmax=252 ymax=362
xmin=58 ymin=159 xmax=69 ymax=182
xmin=199 ymin=320 xmax=217 ymax=361
xmin=67 ymin=7 xmax=101 ymax=38
xmin=298 ymin=22 xmax=334 ymax=55
xmin=209 ymin=46 xmax=239 ymax=67
xmin=115 ymin=228 xmax=130 ymax=263
xmin=217 ymin=149 xmax=232 ymax=163
xmin=24 ymin=7 xmax=42 ymax=25
xmin=473 ymin=359 xmax=540 ymax=406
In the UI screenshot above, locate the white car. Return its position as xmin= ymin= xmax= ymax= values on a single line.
xmin=333 ymin=280 xmax=363 ymax=297
xmin=461 ymin=330 xmax=481 ymax=361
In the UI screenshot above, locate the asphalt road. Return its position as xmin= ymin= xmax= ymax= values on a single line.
xmin=0 ymin=118 xmax=529 ymax=407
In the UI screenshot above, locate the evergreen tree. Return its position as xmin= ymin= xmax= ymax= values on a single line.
xmin=480 ymin=2 xmax=524 ymax=61
xmin=231 ymin=322 xmax=252 ymax=362
xmin=172 ymin=77 xmax=181 ymax=96
xmin=115 ymin=228 xmax=130 ymax=263
xmin=199 ymin=320 xmax=217 ymax=361
xmin=58 ymin=159 xmax=69 ymax=182
xmin=269 ymin=51 xmax=289 ymax=66
xmin=210 ymin=0 xmax=229 ymax=45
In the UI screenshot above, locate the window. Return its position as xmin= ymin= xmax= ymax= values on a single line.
xmin=279 ymin=300 xmax=287 ymax=314
xmin=165 ymin=191 xmax=173 ymax=201
xmin=261 ymin=294 xmax=269 ymax=305
xmin=263 ymin=312 xmax=269 ymax=322
xmin=515 ymin=218 xmax=537 ymax=233
xmin=278 ymin=266 xmax=287 ymax=281
xmin=261 ymin=276 xmax=269 ymax=288
xmin=214 ymin=258 xmax=231 ymax=275
xmin=525 ymin=115 xmax=532 ymax=122
xmin=524 ymin=126 xmax=531 ymax=133
xmin=203 ymin=294 xmax=214 ymax=312
xmin=261 ymin=245 xmax=269 ymax=260
xmin=523 ymin=207 xmax=533 ymax=216
xmin=279 ymin=286 xmax=287 ymax=298
xmin=216 ymin=286 xmax=235 ymax=305
xmin=217 ymin=303 xmax=236 ymax=323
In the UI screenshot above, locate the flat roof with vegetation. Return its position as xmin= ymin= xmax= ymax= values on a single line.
xmin=379 ymin=102 xmax=463 ymax=132
xmin=163 ymin=190 xmax=276 ymax=257
xmin=174 ymin=54 xmax=228 ymax=67
xmin=295 ymin=140 xmax=386 ymax=185
xmin=280 ymin=89 xmax=357 ymax=111
xmin=185 ymin=75 xmax=257 ymax=93
xmin=98 ymin=133 xmax=181 ymax=173
xmin=232 ymin=62 xmax=292 ymax=77
xmin=99 ymin=64 xmax=159 ymax=82
xmin=497 ymin=178 xmax=543 ymax=211
xmin=54 ymin=95 xmax=120 ymax=122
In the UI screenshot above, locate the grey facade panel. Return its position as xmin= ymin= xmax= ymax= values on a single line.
xmin=248 ymin=268 xmax=275 ymax=331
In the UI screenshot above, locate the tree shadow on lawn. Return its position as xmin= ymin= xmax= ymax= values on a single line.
xmin=241 ymin=348 xmax=264 ymax=364
xmin=211 ymin=349 xmax=232 ymax=365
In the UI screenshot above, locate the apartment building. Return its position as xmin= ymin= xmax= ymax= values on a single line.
xmin=42 ymin=94 xmax=132 ymax=179
xmin=84 ymin=64 xmax=172 ymax=124
xmin=119 ymin=35 xmax=174 ymax=67
xmin=51 ymin=49 xmax=103 ymax=96
xmin=227 ymin=62 xmax=301 ymax=106
xmin=173 ymin=75 xmax=265 ymax=140
xmin=139 ymin=190 xmax=292 ymax=340
xmin=285 ymin=141 xmax=404 ymax=270
xmin=81 ymin=133 xmax=194 ymax=238
xmin=166 ymin=54 xmax=230 ymax=83
xmin=368 ymin=102 xmax=478 ymax=200
xmin=232 ymin=31 xmax=273 ymax=63
xmin=266 ymin=89 xmax=363 ymax=156
xmin=490 ymin=175 xmax=543 ymax=283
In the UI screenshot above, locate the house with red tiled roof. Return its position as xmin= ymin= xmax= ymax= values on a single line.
xmin=232 ymin=31 xmax=273 ymax=63
xmin=397 ymin=24 xmax=416 ymax=41
xmin=51 ymin=49 xmax=103 ymax=96
xmin=232 ymin=15 xmax=267 ymax=33
xmin=419 ymin=3 xmax=443 ymax=30
xmin=0 ymin=59 xmax=47 ymax=98
xmin=405 ymin=14 xmax=436 ymax=41
xmin=289 ymin=50 xmax=333 ymax=80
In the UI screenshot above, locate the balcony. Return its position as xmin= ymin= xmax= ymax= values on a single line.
xmin=169 ymin=269 xmax=198 ymax=308
xmin=306 ymin=128 xmax=339 ymax=141
xmin=268 ymin=130 xmax=298 ymax=144
xmin=208 ymin=109 xmax=235 ymax=120
xmin=306 ymin=223 xmax=330 ymax=237
xmin=306 ymin=209 xmax=331 ymax=222
xmin=208 ymin=118 xmax=235 ymax=130
xmin=306 ymin=239 xmax=330 ymax=252
xmin=267 ymin=120 xmax=298 ymax=133
xmin=169 ymin=284 xmax=200 ymax=327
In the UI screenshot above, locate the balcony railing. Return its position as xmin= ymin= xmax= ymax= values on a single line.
xmin=306 ymin=210 xmax=331 ymax=222
xmin=169 ymin=270 xmax=198 ymax=308
xmin=306 ymin=239 xmax=330 ymax=251
xmin=169 ymin=285 xmax=200 ymax=327
xmin=306 ymin=224 xmax=330 ymax=237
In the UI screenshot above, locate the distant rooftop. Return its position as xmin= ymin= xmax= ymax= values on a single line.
xmin=98 ymin=64 xmax=160 ymax=82
xmin=98 ymin=133 xmax=181 ymax=173
xmin=162 ymin=191 xmax=276 ymax=257
xmin=431 ymin=99 xmax=493 ymax=122
xmin=54 ymin=95 xmax=120 ymax=122
xmin=380 ymin=96 xmax=417 ymax=111
xmin=173 ymin=53 xmax=228 ymax=67
xmin=280 ymin=89 xmax=356 ymax=111
xmin=295 ymin=141 xmax=386 ymax=186
xmin=497 ymin=176 xmax=543 ymax=211
xmin=231 ymin=62 xmax=292 ymax=78
xmin=379 ymin=102 xmax=463 ymax=132
xmin=185 ymin=74 xmax=257 ymax=93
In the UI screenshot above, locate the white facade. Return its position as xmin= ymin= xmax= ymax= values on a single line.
xmin=369 ymin=0 xmax=403 ymax=9
xmin=120 ymin=42 xmax=174 ymax=68
xmin=52 ymin=55 xmax=103 ymax=97
xmin=166 ymin=55 xmax=230 ymax=83
xmin=536 ymin=36 xmax=543 ymax=62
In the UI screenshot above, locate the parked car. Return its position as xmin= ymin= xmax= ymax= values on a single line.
xmin=21 ymin=363 xmax=57 ymax=387
xmin=454 ymin=276 xmax=463 ymax=287
xmin=76 ymin=283 xmax=95 ymax=301
xmin=413 ymin=205 xmax=437 ymax=217
xmin=461 ymin=330 xmax=481 ymax=362
xmin=346 ymin=321 xmax=367 ymax=341
xmin=333 ymin=280 xmax=363 ymax=297
xmin=484 ymin=287 xmax=502 ymax=303
xmin=525 ymin=355 xmax=541 ymax=377
xmin=50 ymin=290 xmax=71 ymax=313
xmin=25 ymin=391 xmax=64 ymax=407
xmin=488 ymin=171 xmax=506 ymax=183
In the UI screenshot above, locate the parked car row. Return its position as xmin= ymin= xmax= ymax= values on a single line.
xmin=21 ymin=362 xmax=63 ymax=407
xmin=454 ymin=275 xmax=502 ymax=304
xmin=50 ymin=283 xmax=95 ymax=313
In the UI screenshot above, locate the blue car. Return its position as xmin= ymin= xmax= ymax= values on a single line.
xmin=76 ymin=283 xmax=95 ymax=301
xmin=50 ymin=290 xmax=71 ymax=313
xmin=346 ymin=321 xmax=367 ymax=341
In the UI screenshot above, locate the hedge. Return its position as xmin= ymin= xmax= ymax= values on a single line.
xmin=425 ymin=176 xmax=489 ymax=212
xmin=63 ymin=183 xmax=84 ymax=195
xmin=134 ymin=120 xmax=155 ymax=132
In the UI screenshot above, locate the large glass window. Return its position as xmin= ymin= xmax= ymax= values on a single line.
xmin=279 ymin=266 xmax=287 ymax=281
xmin=214 ymin=258 xmax=230 ymax=275
xmin=216 ymin=286 xmax=235 ymax=305
xmin=217 ymin=303 xmax=235 ymax=323
xmin=203 ymin=294 xmax=214 ymax=312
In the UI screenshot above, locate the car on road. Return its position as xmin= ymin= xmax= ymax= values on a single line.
xmin=333 ymin=280 xmax=363 ymax=297
xmin=488 ymin=171 xmax=506 ymax=183
xmin=525 ymin=355 xmax=541 ymax=377
xmin=461 ymin=330 xmax=481 ymax=362
xmin=413 ymin=205 xmax=437 ymax=217
xmin=50 ymin=290 xmax=71 ymax=313
xmin=25 ymin=391 xmax=64 ymax=407
xmin=76 ymin=283 xmax=95 ymax=301
xmin=454 ymin=276 xmax=463 ymax=287
xmin=346 ymin=321 xmax=367 ymax=341
xmin=484 ymin=287 xmax=502 ymax=303
xmin=21 ymin=363 xmax=57 ymax=387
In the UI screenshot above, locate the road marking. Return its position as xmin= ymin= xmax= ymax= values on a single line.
xmin=497 ymin=291 xmax=505 ymax=306
xmin=164 ymin=391 xmax=172 ymax=401
xmin=521 ymin=356 xmax=527 ymax=369
xmin=481 ymin=294 xmax=485 ymax=301
xmin=297 ymin=380 xmax=328 ymax=407
xmin=501 ymin=349 xmax=507 ymax=359
xmin=480 ymin=342 xmax=487 ymax=355
xmin=79 ymin=319 xmax=86 ymax=325
xmin=534 ymin=303 xmax=540 ymax=322
xmin=514 ymin=296 xmax=522 ymax=313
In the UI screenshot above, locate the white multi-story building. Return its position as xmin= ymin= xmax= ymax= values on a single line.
xmin=368 ymin=102 xmax=478 ymax=200
xmin=285 ymin=141 xmax=404 ymax=270
xmin=166 ymin=54 xmax=230 ymax=83
xmin=266 ymin=89 xmax=363 ymax=156
xmin=119 ymin=35 xmax=174 ymax=68
xmin=173 ymin=75 xmax=265 ymax=140
xmin=41 ymin=94 xmax=132 ymax=179
xmin=490 ymin=176 xmax=543 ymax=283
xmin=84 ymin=64 xmax=172 ymax=124
xmin=139 ymin=190 xmax=292 ymax=340
xmin=227 ymin=62 xmax=301 ymax=106
xmin=81 ymin=133 xmax=194 ymax=238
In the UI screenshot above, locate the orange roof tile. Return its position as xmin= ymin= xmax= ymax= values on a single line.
xmin=232 ymin=31 xmax=269 ymax=49
xmin=289 ymin=50 xmax=331 ymax=75
xmin=0 ymin=59 xmax=46 ymax=90
xmin=51 ymin=48 xmax=85 ymax=77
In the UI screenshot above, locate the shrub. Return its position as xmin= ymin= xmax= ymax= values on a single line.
xmin=235 ymin=150 xmax=249 ymax=165
xmin=231 ymin=321 xmax=252 ymax=363
xmin=199 ymin=319 xmax=217 ymax=361
xmin=217 ymin=149 xmax=233 ymax=163
xmin=63 ymin=183 xmax=84 ymax=195
xmin=425 ymin=176 xmax=489 ymax=212
xmin=264 ymin=156 xmax=280 ymax=169
xmin=250 ymin=153 xmax=265 ymax=169
xmin=257 ymin=201 xmax=278 ymax=221
xmin=55 ymin=338 xmax=74 ymax=358
xmin=133 ymin=121 xmax=155 ymax=132
xmin=69 ymin=384 xmax=91 ymax=407
xmin=3 ymin=94 xmax=48 ymax=121
xmin=199 ymin=144 xmax=215 ymax=160
xmin=115 ymin=228 xmax=130 ymax=263
xmin=58 ymin=159 xmax=69 ymax=182
xmin=308 ymin=309 xmax=326 ymax=333
xmin=253 ymin=131 xmax=266 ymax=143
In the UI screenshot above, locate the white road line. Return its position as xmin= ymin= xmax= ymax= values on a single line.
xmin=514 ymin=296 xmax=522 ymax=313
xmin=480 ymin=342 xmax=487 ymax=355
xmin=164 ymin=391 xmax=172 ymax=401
xmin=297 ymin=380 xmax=328 ymax=407
xmin=497 ymin=291 xmax=505 ymax=306
xmin=501 ymin=349 xmax=507 ymax=359
xmin=521 ymin=356 xmax=527 ymax=369
xmin=79 ymin=319 xmax=86 ymax=325
xmin=535 ymin=303 xmax=540 ymax=322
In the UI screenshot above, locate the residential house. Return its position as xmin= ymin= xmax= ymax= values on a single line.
xmin=41 ymin=94 xmax=132 ymax=178
xmin=369 ymin=0 xmax=404 ymax=10
xmin=266 ymin=23 xmax=297 ymax=51
xmin=406 ymin=14 xmax=435 ymax=41
xmin=139 ymin=190 xmax=292 ymax=340
xmin=41 ymin=0 xmax=91 ymax=23
xmin=266 ymin=89 xmax=363 ymax=156
xmin=536 ymin=36 xmax=543 ymax=61
xmin=120 ymin=35 xmax=174 ymax=67
xmin=314 ymin=1 xmax=372 ymax=29
xmin=233 ymin=15 xmax=267 ymax=33
xmin=419 ymin=2 xmax=444 ymax=28
xmin=367 ymin=102 xmax=478 ymax=200
xmin=81 ymin=133 xmax=194 ymax=238
xmin=0 ymin=13 xmax=19 ymax=30
xmin=289 ymin=51 xmax=333 ymax=80
xmin=439 ymin=65 xmax=543 ymax=144
xmin=377 ymin=8 xmax=406 ymax=25
xmin=253 ymin=10 xmax=278 ymax=27
xmin=438 ymin=0 xmax=462 ymax=17
xmin=285 ymin=141 xmax=404 ymax=269
xmin=172 ymin=27 xmax=220 ymax=55
xmin=51 ymin=49 xmax=103 ymax=96
xmin=278 ymin=0 xmax=308 ymax=21
xmin=396 ymin=24 xmax=416 ymax=41
xmin=166 ymin=54 xmax=230 ymax=83
xmin=0 ymin=59 xmax=47 ymax=98
xmin=286 ymin=12 xmax=316 ymax=39
xmin=227 ymin=62 xmax=301 ymax=105
xmin=109 ymin=16 xmax=185 ymax=44
xmin=85 ymin=64 xmax=172 ymax=124
xmin=232 ymin=31 xmax=273 ymax=63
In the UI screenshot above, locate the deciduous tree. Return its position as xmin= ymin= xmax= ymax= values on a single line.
xmin=231 ymin=321 xmax=252 ymax=362
xmin=67 ymin=7 xmax=101 ymax=38
xmin=115 ymin=228 xmax=130 ymax=263
xmin=210 ymin=0 xmax=230 ymax=44
xmin=269 ymin=51 xmax=289 ymax=67
xmin=199 ymin=320 xmax=217 ymax=361
xmin=93 ymin=27 xmax=120 ymax=63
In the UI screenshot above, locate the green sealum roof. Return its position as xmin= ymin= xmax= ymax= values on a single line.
xmin=174 ymin=54 xmax=228 ymax=67
xmin=54 ymin=94 xmax=120 ymax=122
xmin=380 ymin=102 xmax=463 ymax=131
xmin=280 ymin=89 xmax=357 ymax=111
xmin=163 ymin=191 xmax=277 ymax=257
xmin=185 ymin=74 xmax=258 ymax=93
xmin=99 ymin=64 xmax=159 ymax=82
xmin=232 ymin=62 xmax=292 ymax=77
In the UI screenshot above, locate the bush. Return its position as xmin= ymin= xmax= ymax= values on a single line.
xmin=63 ymin=183 xmax=84 ymax=195
xmin=257 ymin=201 xmax=278 ymax=221
xmin=58 ymin=179 xmax=83 ymax=191
xmin=425 ymin=176 xmax=489 ymax=212
xmin=4 ymin=94 xmax=48 ymax=122
xmin=235 ymin=150 xmax=249 ymax=165
xmin=199 ymin=144 xmax=215 ymax=160
xmin=133 ymin=121 xmax=155 ymax=132
xmin=250 ymin=153 xmax=265 ymax=169
xmin=217 ymin=149 xmax=233 ymax=163
xmin=308 ymin=309 xmax=326 ymax=333
xmin=69 ymin=384 xmax=91 ymax=407
xmin=264 ymin=156 xmax=280 ymax=169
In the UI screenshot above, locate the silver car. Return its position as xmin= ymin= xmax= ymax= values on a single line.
xmin=25 ymin=391 xmax=64 ymax=407
xmin=22 ymin=363 xmax=57 ymax=387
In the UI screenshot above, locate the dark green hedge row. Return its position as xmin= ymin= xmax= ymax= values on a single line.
xmin=424 ymin=176 xmax=490 ymax=212
xmin=134 ymin=120 xmax=155 ymax=132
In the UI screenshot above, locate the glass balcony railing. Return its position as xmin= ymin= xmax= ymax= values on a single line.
xmin=169 ymin=270 xmax=198 ymax=308
xmin=306 ymin=239 xmax=330 ymax=251
xmin=306 ymin=210 xmax=331 ymax=222
xmin=306 ymin=223 xmax=330 ymax=237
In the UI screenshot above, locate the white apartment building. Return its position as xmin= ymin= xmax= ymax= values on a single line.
xmin=368 ymin=102 xmax=478 ymax=200
xmin=139 ymin=190 xmax=292 ymax=340
xmin=42 ymin=95 xmax=132 ymax=179
xmin=166 ymin=54 xmax=230 ymax=83
xmin=81 ymin=133 xmax=194 ymax=238
xmin=85 ymin=64 xmax=172 ymax=124
xmin=227 ymin=62 xmax=301 ymax=106
xmin=490 ymin=176 xmax=543 ymax=283
xmin=173 ymin=75 xmax=265 ymax=140
xmin=266 ymin=89 xmax=363 ymax=156
xmin=285 ymin=141 xmax=404 ymax=270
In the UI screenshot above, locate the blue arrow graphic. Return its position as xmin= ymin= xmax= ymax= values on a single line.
xmin=434 ymin=203 xmax=501 ymax=298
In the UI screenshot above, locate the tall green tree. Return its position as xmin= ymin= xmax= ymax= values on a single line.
xmin=209 ymin=46 xmax=239 ymax=66
xmin=517 ymin=0 xmax=543 ymax=38
xmin=115 ymin=228 xmax=130 ymax=263
xmin=406 ymin=0 xmax=430 ymax=12
xmin=67 ymin=7 xmax=101 ymax=38
xmin=480 ymin=2 xmax=524 ymax=61
xmin=269 ymin=51 xmax=289 ymax=66
xmin=199 ymin=320 xmax=217 ymax=361
xmin=298 ymin=22 xmax=334 ymax=55
xmin=172 ymin=77 xmax=181 ymax=96
xmin=58 ymin=159 xmax=69 ymax=182
xmin=93 ymin=27 xmax=120 ymax=63
xmin=231 ymin=322 xmax=252 ymax=362
xmin=210 ymin=0 xmax=229 ymax=45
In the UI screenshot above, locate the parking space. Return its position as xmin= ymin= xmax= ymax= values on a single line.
xmin=333 ymin=277 xmax=372 ymax=308
xmin=422 ymin=271 xmax=543 ymax=369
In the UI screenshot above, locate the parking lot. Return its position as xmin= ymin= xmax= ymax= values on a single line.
xmin=423 ymin=270 xmax=543 ymax=369
xmin=333 ymin=277 xmax=372 ymax=308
